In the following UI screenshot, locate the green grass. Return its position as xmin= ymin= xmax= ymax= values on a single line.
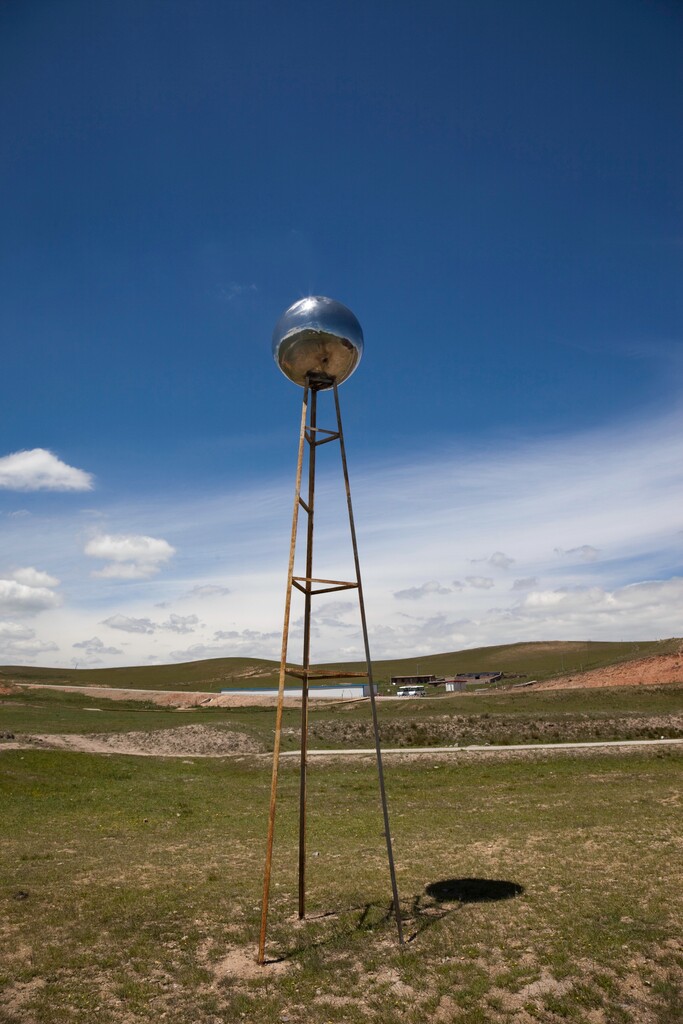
xmin=0 ymin=656 xmax=279 ymax=692
xmin=1 ymin=637 xmax=679 ymax=693
xmin=0 ymin=687 xmax=275 ymax=741
xmin=319 ymin=637 xmax=682 ymax=689
xmin=2 ymin=673 xmax=675 ymax=1017
xmin=304 ymin=682 xmax=683 ymax=749
xmin=1 ymin=747 xmax=681 ymax=1023
xmin=2 ymin=681 xmax=682 ymax=752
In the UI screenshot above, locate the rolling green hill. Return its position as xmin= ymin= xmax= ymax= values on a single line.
xmin=0 ymin=638 xmax=679 ymax=693
xmin=324 ymin=638 xmax=682 ymax=687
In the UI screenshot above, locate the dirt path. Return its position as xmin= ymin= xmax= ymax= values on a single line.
xmin=281 ymin=737 xmax=683 ymax=757
xmin=3 ymin=730 xmax=681 ymax=760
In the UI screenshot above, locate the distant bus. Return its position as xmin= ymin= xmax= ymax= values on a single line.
xmin=396 ymin=685 xmax=426 ymax=697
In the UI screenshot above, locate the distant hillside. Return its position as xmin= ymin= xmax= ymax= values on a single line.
xmin=1 ymin=638 xmax=679 ymax=693
xmin=332 ymin=639 xmax=682 ymax=685
xmin=0 ymin=657 xmax=277 ymax=692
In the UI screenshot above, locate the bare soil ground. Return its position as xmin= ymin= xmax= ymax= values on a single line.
xmin=532 ymin=651 xmax=683 ymax=690
xmin=18 ymin=681 xmax=301 ymax=708
xmin=3 ymin=724 xmax=264 ymax=757
xmin=4 ymin=729 xmax=680 ymax=761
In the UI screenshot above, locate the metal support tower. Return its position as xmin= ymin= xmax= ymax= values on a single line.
xmin=258 ymin=379 xmax=403 ymax=964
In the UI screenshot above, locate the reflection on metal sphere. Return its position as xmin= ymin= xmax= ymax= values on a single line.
xmin=272 ymin=296 xmax=363 ymax=389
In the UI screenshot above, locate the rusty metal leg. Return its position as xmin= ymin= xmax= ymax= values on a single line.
xmin=258 ymin=387 xmax=309 ymax=965
xmin=333 ymin=383 xmax=404 ymax=944
xmin=298 ymin=389 xmax=317 ymax=919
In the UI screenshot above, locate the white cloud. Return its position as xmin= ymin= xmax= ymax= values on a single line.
xmin=369 ymin=614 xmax=470 ymax=659
xmin=465 ymin=576 xmax=495 ymax=589
xmin=489 ymin=551 xmax=515 ymax=570
xmin=470 ymin=552 xmax=516 ymax=569
xmin=85 ymin=533 xmax=175 ymax=579
xmin=394 ymin=580 xmax=452 ymax=600
xmin=315 ymin=600 xmax=356 ymax=629
xmin=364 ymin=576 xmax=683 ymax=658
xmin=102 ymin=614 xmax=157 ymax=634
xmin=94 ymin=563 xmax=159 ymax=580
xmin=11 ymin=567 xmax=59 ymax=588
xmin=555 ymin=545 xmax=600 ymax=562
xmin=0 ymin=621 xmax=35 ymax=640
xmin=512 ymin=577 xmax=538 ymax=591
xmin=220 ymin=281 xmax=257 ymax=302
xmin=2 ymin=406 xmax=683 ymax=667
xmin=0 ymin=449 xmax=93 ymax=491
xmin=160 ymin=614 xmax=199 ymax=634
xmin=0 ymin=621 xmax=59 ymax=662
xmin=184 ymin=584 xmax=231 ymax=599
xmin=7 ymin=638 xmax=59 ymax=656
xmin=102 ymin=612 xmax=199 ymax=635
xmin=73 ymin=636 xmax=123 ymax=656
xmin=499 ymin=577 xmax=683 ymax=638
xmin=0 ymin=579 xmax=61 ymax=614
xmin=171 ymin=628 xmax=281 ymax=662
xmin=317 ymin=600 xmax=355 ymax=617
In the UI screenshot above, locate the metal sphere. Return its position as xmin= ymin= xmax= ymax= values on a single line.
xmin=272 ymin=296 xmax=364 ymax=389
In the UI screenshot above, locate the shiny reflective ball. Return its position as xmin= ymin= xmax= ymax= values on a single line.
xmin=272 ymin=296 xmax=363 ymax=389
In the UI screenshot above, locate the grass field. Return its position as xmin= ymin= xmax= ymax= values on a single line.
xmin=2 ymin=670 xmax=682 ymax=1022
xmin=3 ymin=682 xmax=682 ymax=753
xmin=1 ymin=745 xmax=681 ymax=1023
xmin=1 ymin=638 xmax=678 ymax=693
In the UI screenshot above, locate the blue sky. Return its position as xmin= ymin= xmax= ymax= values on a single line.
xmin=0 ymin=0 xmax=681 ymax=667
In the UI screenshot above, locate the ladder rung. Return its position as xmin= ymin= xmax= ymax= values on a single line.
xmin=293 ymin=576 xmax=357 ymax=587
xmin=310 ymin=583 xmax=358 ymax=595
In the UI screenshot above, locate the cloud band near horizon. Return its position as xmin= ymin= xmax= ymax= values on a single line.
xmin=0 ymin=406 xmax=682 ymax=666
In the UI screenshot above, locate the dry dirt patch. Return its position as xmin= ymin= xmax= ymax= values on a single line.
xmin=18 ymin=682 xmax=303 ymax=708
xmin=12 ymin=724 xmax=263 ymax=757
xmin=200 ymin=942 xmax=294 ymax=981
xmin=533 ymin=653 xmax=683 ymax=690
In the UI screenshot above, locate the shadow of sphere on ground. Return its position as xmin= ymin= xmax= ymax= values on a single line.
xmin=425 ymin=878 xmax=524 ymax=903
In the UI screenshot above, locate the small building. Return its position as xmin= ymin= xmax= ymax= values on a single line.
xmin=390 ymin=674 xmax=437 ymax=688
xmin=444 ymin=679 xmax=467 ymax=692
xmin=448 ymin=672 xmax=502 ymax=685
